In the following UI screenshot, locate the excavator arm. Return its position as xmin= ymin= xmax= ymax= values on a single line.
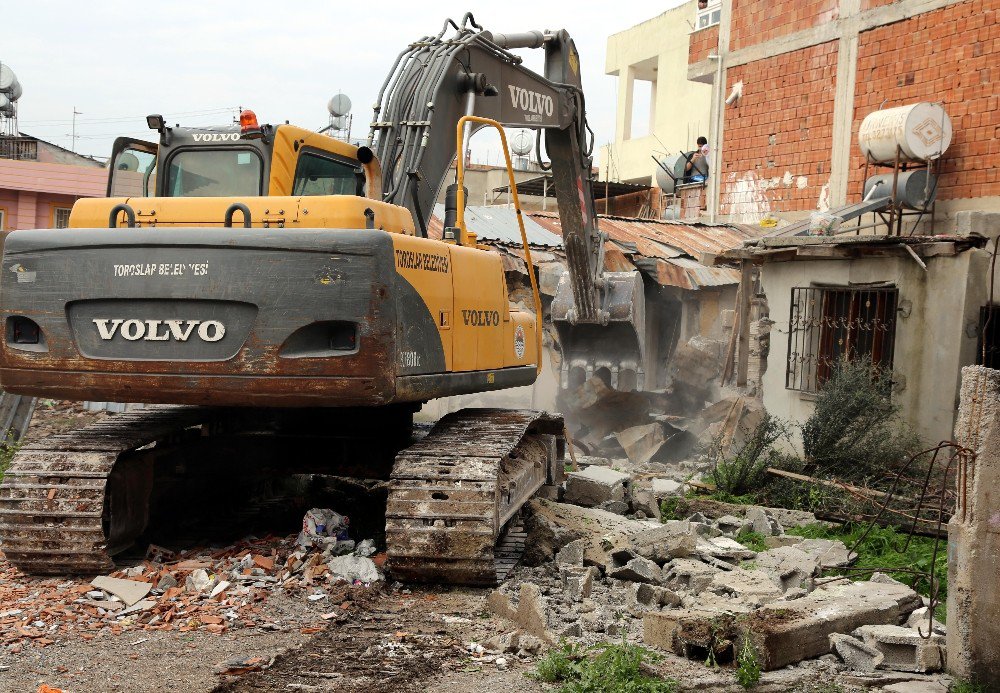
xmin=369 ymin=15 xmax=646 ymax=391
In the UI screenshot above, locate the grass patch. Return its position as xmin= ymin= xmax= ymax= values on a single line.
xmin=787 ymin=523 xmax=946 ymax=608
xmin=533 ymin=640 xmax=678 ymax=692
xmin=734 ymin=529 xmax=768 ymax=553
xmin=734 ymin=633 xmax=762 ymax=689
xmin=950 ymin=681 xmax=988 ymax=693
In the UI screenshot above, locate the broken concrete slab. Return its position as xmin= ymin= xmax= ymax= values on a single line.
xmin=752 ymin=546 xmax=820 ymax=591
xmin=797 ymin=538 xmax=855 ymax=569
xmin=707 ymin=568 xmax=784 ymax=607
xmin=651 ymin=478 xmax=684 ymax=498
xmin=629 ymin=583 xmax=681 ymax=611
xmin=696 ymin=535 xmax=756 ymax=562
xmin=90 ymin=576 xmax=152 ymax=607
xmin=662 ymin=558 xmax=721 ymax=594
xmin=906 ymin=607 xmax=946 ymax=636
xmin=118 ymin=599 xmax=158 ymax=617
xmin=830 ymin=633 xmax=884 ymax=673
xmin=327 ymin=555 xmax=381 ymax=583
xmin=615 ymin=423 xmax=667 ymax=465
xmin=748 ymin=580 xmax=923 ymax=670
xmin=609 ymin=556 xmax=661 ymax=585
xmin=746 ymin=506 xmax=784 ymax=536
xmin=882 ymin=682 xmax=949 ymax=693
xmin=563 ymin=466 xmax=630 ymax=508
xmin=629 ymin=483 xmax=659 ymax=518
xmin=855 ymin=624 xmax=945 ymax=673
xmin=487 ymin=582 xmax=556 ymax=644
xmin=630 ymin=526 xmax=698 ymax=565
xmin=763 ymin=535 xmax=806 ymax=549
xmin=644 ymin=579 xmax=922 ymax=671
xmin=555 ymin=538 xmax=586 ymax=567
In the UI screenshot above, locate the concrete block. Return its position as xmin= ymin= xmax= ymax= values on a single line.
xmin=752 ymin=546 xmax=819 ymax=591
xmin=763 ymin=535 xmax=805 ymax=549
xmin=652 ymin=478 xmax=684 ymax=498
xmin=905 ymin=607 xmax=946 ymax=636
xmin=563 ymin=466 xmax=629 ymax=508
xmin=829 ymin=633 xmax=883 ymax=672
xmin=609 ymin=556 xmax=662 ymax=585
xmin=560 ymin=566 xmax=593 ymax=602
xmin=616 ymin=423 xmax=667 ymax=465
xmin=487 ymin=582 xmax=556 ymax=644
xmin=745 ymin=580 xmax=922 ymax=670
xmin=882 ymin=682 xmax=948 ymax=693
xmin=797 ymin=538 xmax=854 ymax=569
xmin=642 ymin=608 xmax=729 ymax=655
xmin=630 ymin=484 xmax=660 ymax=517
xmin=856 ymin=624 xmax=945 ymax=673
xmin=697 ymin=535 xmax=756 ymax=562
xmin=707 ymin=568 xmax=784 ymax=607
xmin=746 ymin=506 xmax=783 ymax=536
xmin=663 ymin=558 xmax=720 ymax=594
xmin=715 ymin=514 xmax=745 ymax=535
xmin=555 ymin=538 xmax=586 ymax=567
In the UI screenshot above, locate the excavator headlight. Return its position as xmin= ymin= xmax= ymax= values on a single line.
xmin=239 ymin=109 xmax=262 ymax=139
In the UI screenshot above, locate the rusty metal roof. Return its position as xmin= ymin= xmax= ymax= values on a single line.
xmin=527 ymin=212 xmax=759 ymax=258
xmin=655 ymin=256 xmax=740 ymax=290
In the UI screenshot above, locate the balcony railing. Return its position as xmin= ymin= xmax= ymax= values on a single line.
xmin=0 ymin=137 xmax=38 ymax=161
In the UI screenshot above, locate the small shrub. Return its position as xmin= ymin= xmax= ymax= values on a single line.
xmin=734 ymin=634 xmax=762 ymax=689
xmin=710 ymin=415 xmax=789 ymax=496
xmin=532 ymin=640 xmax=677 ymax=693
xmin=660 ymin=496 xmax=683 ymax=521
xmin=800 ymin=360 xmax=919 ymax=483
xmin=951 ymin=680 xmax=987 ymax=693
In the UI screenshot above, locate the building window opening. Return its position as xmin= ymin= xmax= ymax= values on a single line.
xmin=977 ymin=306 xmax=1000 ymax=369
xmin=786 ymin=285 xmax=898 ymax=392
xmin=0 ymin=209 xmax=5 ymax=230
xmin=53 ymin=207 xmax=72 ymax=229
xmin=697 ymin=0 xmax=722 ymax=29
xmin=628 ymin=78 xmax=655 ymax=140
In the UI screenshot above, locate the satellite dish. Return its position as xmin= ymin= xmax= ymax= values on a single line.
xmin=511 ymin=130 xmax=532 ymax=156
xmin=116 ymin=152 xmax=140 ymax=172
xmin=327 ymin=93 xmax=352 ymax=117
xmin=330 ymin=115 xmax=348 ymax=129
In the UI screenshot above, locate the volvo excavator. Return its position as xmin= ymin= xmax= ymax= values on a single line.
xmin=0 ymin=15 xmax=646 ymax=584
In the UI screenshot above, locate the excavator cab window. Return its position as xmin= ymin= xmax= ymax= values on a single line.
xmin=107 ymin=137 xmax=158 ymax=198
xmin=292 ymin=151 xmax=359 ymax=196
xmin=165 ymin=148 xmax=263 ymax=197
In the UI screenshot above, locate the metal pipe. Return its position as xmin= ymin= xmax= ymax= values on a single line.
xmin=455 ymin=114 xmax=543 ymax=374
xmin=708 ymin=52 xmax=723 ymax=224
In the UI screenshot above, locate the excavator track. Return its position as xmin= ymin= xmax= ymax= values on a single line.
xmin=386 ymin=408 xmax=564 ymax=585
xmin=0 ymin=406 xmax=214 ymax=574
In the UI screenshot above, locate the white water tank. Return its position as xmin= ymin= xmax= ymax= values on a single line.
xmin=858 ymin=102 xmax=952 ymax=163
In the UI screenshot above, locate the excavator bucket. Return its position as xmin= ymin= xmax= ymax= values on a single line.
xmin=551 ymin=270 xmax=646 ymax=392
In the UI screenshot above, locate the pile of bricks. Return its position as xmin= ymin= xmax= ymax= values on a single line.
xmin=0 ymin=533 xmax=386 ymax=652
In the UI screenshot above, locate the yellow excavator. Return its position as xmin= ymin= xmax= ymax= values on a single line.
xmin=0 ymin=15 xmax=645 ymax=584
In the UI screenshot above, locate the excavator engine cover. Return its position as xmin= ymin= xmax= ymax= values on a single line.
xmin=551 ymin=269 xmax=646 ymax=392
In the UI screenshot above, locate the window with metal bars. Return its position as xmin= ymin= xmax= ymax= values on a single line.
xmin=53 ymin=208 xmax=72 ymax=229
xmin=786 ymin=285 xmax=898 ymax=392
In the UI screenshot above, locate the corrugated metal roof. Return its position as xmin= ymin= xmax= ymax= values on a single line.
xmin=656 ymin=256 xmax=740 ymax=290
xmin=429 ymin=204 xmax=563 ymax=247
xmin=527 ymin=212 xmax=758 ymax=258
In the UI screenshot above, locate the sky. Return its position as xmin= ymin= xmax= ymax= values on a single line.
xmin=3 ymin=1 xmax=686 ymax=164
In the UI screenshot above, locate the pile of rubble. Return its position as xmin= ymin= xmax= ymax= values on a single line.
xmin=494 ymin=493 xmax=947 ymax=684
xmin=0 ymin=508 xmax=383 ymax=652
xmin=563 ymin=338 xmax=764 ymax=481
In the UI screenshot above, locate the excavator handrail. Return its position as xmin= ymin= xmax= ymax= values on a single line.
xmin=455 ymin=115 xmax=542 ymax=375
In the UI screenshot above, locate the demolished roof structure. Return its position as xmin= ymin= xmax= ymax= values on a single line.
xmin=430 ymin=206 xmax=761 ymax=291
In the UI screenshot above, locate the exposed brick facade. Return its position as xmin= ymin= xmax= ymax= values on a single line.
xmin=689 ymin=25 xmax=719 ymax=65
xmin=730 ymin=0 xmax=839 ymax=51
xmin=850 ymin=0 xmax=1000 ymax=201
xmin=720 ymin=41 xmax=838 ymax=219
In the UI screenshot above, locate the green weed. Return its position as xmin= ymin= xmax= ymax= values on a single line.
xmin=950 ymin=680 xmax=987 ymax=693
xmin=734 ymin=530 xmax=768 ymax=553
xmin=786 ymin=523 xmax=947 ymax=606
xmin=734 ymin=634 xmax=761 ymax=689
xmin=532 ymin=640 xmax=678 ymax=692
xmin=709 ymin=415 xmax=789 ymax=497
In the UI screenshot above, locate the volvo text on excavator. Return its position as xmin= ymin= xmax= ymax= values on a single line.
xmin=0 ymin=15 xmax=646 ymax=584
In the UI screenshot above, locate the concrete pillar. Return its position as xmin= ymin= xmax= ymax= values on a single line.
xmin=947 ymin=365 xmax=1000 ymax=687
xmin=617 ymin=65 xmax=636 ymax=142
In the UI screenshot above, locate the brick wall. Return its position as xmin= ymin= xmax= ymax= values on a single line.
xmin=689 ymin=25 xmax=719 ymax=65
xmin=720 ymin=41 xmax=838 ymax=220
xmin=730 ymin=0 xmax=839 ymax=51
xmin=850 ymin=0 xmax=1000 ymax=201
